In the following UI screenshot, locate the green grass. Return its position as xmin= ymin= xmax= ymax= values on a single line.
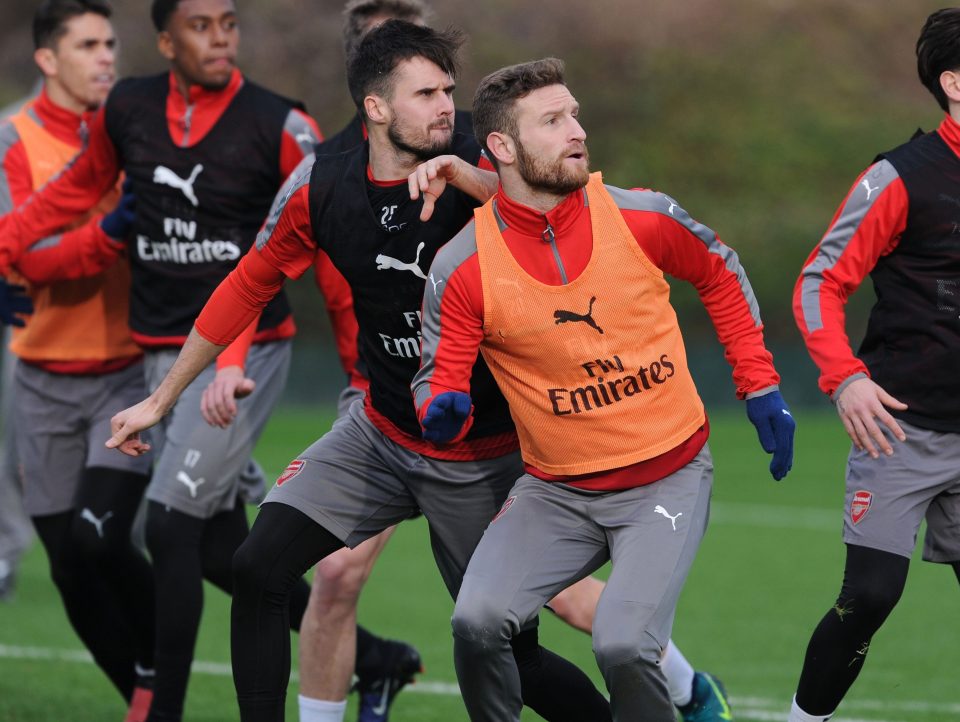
xmin=1 ymin=406 xmax=957 ymax=721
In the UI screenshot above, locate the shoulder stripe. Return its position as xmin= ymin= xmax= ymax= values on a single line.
xmin=606 ymin=184 xmax=761 ymax=325
xmin=256 ymin=152 xmax=314 ymax=250
xmin=0 ymin=121 xmax=22 ymax=214
xmin=799 ymin=159 xmax=900 ymax=332
xmin=283 ymin=110 xmax=319 ymax=156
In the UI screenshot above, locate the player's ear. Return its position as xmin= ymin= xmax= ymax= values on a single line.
xmin=363 ymin=94 xmax=389 ymax=127
xmin=941 ymin=70 xmax=960 ymax=105
xmin=33 ymin=47 xmax=57 ymax=78
xmin=486 ymin=131 xmax=515 ymax=168
xmin=156 ymin=31 xmax=175 ymax=62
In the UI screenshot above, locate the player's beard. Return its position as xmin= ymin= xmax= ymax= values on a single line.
xmin=388 ymin=116 xmax=454 ymax=161
xmin=515 ymin=140 xmax=590 ymax=195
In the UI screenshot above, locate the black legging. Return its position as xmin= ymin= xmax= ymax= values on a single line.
xmin=231 ymin=502 xmax=610 ymax=722
xmin=32 ymin=466 xmax=153 ymax=701
xmin=795 ymin=544 xmax=910 ymax=715
xmin=145 ymin=500 xmax=310 ymax=722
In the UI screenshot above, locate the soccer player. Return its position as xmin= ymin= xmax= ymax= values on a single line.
xmin=0 ymin=1 xmax=325 ymax=719
xmin=0 ymin=3 xmax=156 ymax=719
xmin=107 ymin=20 xmax=613 ymax=722
xmin=410 ymin=58 xmax=795 ymax=721
xmin=789 ymin=8 xmax=960 ymax=721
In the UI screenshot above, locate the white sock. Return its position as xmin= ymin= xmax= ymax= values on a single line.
xmin=298 ymin=695 xmax=347 ymax=722
xmin=661 ymin=640 xmax=696 ymax=707
xmin=788 ymin=695 xmax=833 ymax=721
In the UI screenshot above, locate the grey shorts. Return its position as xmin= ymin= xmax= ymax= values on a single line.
xmin=14 ymin=360 xmax=153 ymax=517
xmin=842 ymin=420 xmax=960 ymax=562
xmin=144 ymin=340 xmax=291 ymax=519
xmin=265 ymin=399 xmax=521 ymax=598
xmin=457 ymin=445 xmax=713 ymax=650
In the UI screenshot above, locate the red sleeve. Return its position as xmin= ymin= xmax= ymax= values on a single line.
xmin=412 ymin=237 xmax=485 ymax=433
xmin=793 ymin=162 xmax=907 ymax=397
xmin=1 ymin=109 xmax=119 ymax=259
xmin=216 ymin=315 xmax=259 ymax=369
xmin=0 ymin=136 xmax=35 ymax=211
xmin=256 ymin=165 xmax=319 ymax=279
xmin=195 ymin=249 xmax=286 ymax=346
xmin=313 ymin=249 xmax=359 ymax=377
xmin=279 ymin=109 xmax=322 ymax=180
xmin=624 ymin=195 xmax=780 ymax=398
xmin=0 ymin=121 xmax=122 ymax=282
xmin=16 ymin=223 xmax=123 ymax=285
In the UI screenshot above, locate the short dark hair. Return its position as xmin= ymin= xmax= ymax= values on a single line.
xmin=342 ymin=0 xmax=430 ymax=58
xmin=150 ymin=0 xmax=181 ymax=32
xmin=472 ymin=58 xmax=566 ymax=165
xmin=346 ymin=19 xmax=462 ymax=116
xmin=917 ymin=8 xmax=960 ymax=111
xmin=33 ymin=0 xmax=112 ymax=50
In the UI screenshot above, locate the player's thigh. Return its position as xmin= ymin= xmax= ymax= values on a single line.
xmin=594 ymin=446 xmax=713 ymax=655
xmin=264 ymin=404 xmax=419 ymax=548
xmin=13 ymin=364 xmax=88 ymax=516
xmin=146 ymin=342 xmax=290 ymax=518
xmin=84 ymin=361 xmax=153 ymax=476
xmin=455 ymin=474 xmax=609 ymax=627
xmin=844 ymin=421 xmax=958 ymax=559
xmin=410 ymin=452 xmax=524 ymax=599
xmin=918 ymin=427 xmax=960 ymax=563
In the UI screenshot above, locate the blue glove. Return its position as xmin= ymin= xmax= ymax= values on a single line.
xmin=421 ymin=391 xmax=473 ymax=443
xmin=100 ymin=180 xmax=136 ymax=241
xmin=0 ymin=278 xmax=33 ymax=327
xmin=745 ymin=389 xmax=796 ymax=481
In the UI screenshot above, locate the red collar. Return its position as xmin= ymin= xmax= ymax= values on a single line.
xmin=938 ymin=113 xmax=960 ymax=158
xmin=166 ymin=68 xmax=244 ymax=147
xmin=493 ymin=183 xmax=585 ymax=239
xmin=29 ymin=87 xmax=94 ymax=147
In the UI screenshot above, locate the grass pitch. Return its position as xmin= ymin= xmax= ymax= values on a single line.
xmin=0 ymin=406 xmax=957 ymax=721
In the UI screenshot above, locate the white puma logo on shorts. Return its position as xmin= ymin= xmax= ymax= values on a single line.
xmin=177 ymin=471 xmax=206 ymax=498
xmin=654 ymin=505 xmax=682 ymax=531
xmin=80 ymin=508 xmax=114 ymax=539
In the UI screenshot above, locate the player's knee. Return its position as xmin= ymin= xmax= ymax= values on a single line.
xmin=312 ymin=550 xmax=369 ymax=601
xmin=835 ymin=580 xmax=902 ymax=629
xmin=593 ymin=626 xmax=661 ymax=672
xmin=451 ymin=590 xmax=516 ymax=644
xmin=47 ymin=553 xmax=85 ymax=597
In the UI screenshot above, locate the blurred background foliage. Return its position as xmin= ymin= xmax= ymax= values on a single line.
xmin=0 ymin=0 xmax=948 ymax=406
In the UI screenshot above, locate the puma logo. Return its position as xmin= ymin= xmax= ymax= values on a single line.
xmin=654 ymin=505 xmax=682 ymax=531
xmin=428 ymin=273 xmax=444 ymax=295
xmin=861 ymin=177 xmax=880 ymax=201
xmin=294 ymin=130 xmax=316 ymax=146
xmin=153 ymin=164 xmax=203 ymax=207
xmin=80 ymin=508 xmax=114 ymax=539
xmin=176 ymin=471 xmax=206 ymax=498
xmin=375 ymin=241 xmax=427 ymax=280
xmin=554 ymin=296 xmax=603 ymax=334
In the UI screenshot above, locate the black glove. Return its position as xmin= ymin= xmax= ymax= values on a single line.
xmin=99 ymin=179 xmax=136 ymax=241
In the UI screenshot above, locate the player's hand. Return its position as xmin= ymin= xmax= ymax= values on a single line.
xmin=834 ymin=377 xmax=907 ymax=458
xmin=745 ymin=389 xmax=796 ymax=481
xmin=408 ymin=155 xmax=464 ymax=222
xmin=100 ymin=179 xmax=136 ymax=241
xmin=106 ymin=396 xmax=163 ymax=456
xmin=201 ymin=365 xmax=256 ymax=428
xmin=0 ymin=278 xmax=33 ymax=327
xmin=421 ymin=391 xmax=473 ymax=443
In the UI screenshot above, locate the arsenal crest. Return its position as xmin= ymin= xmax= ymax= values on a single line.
xmin=851 ymin=489 xmax=873 ymax=525
xmin=277 ymin=459 xmax=305 ymax=486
